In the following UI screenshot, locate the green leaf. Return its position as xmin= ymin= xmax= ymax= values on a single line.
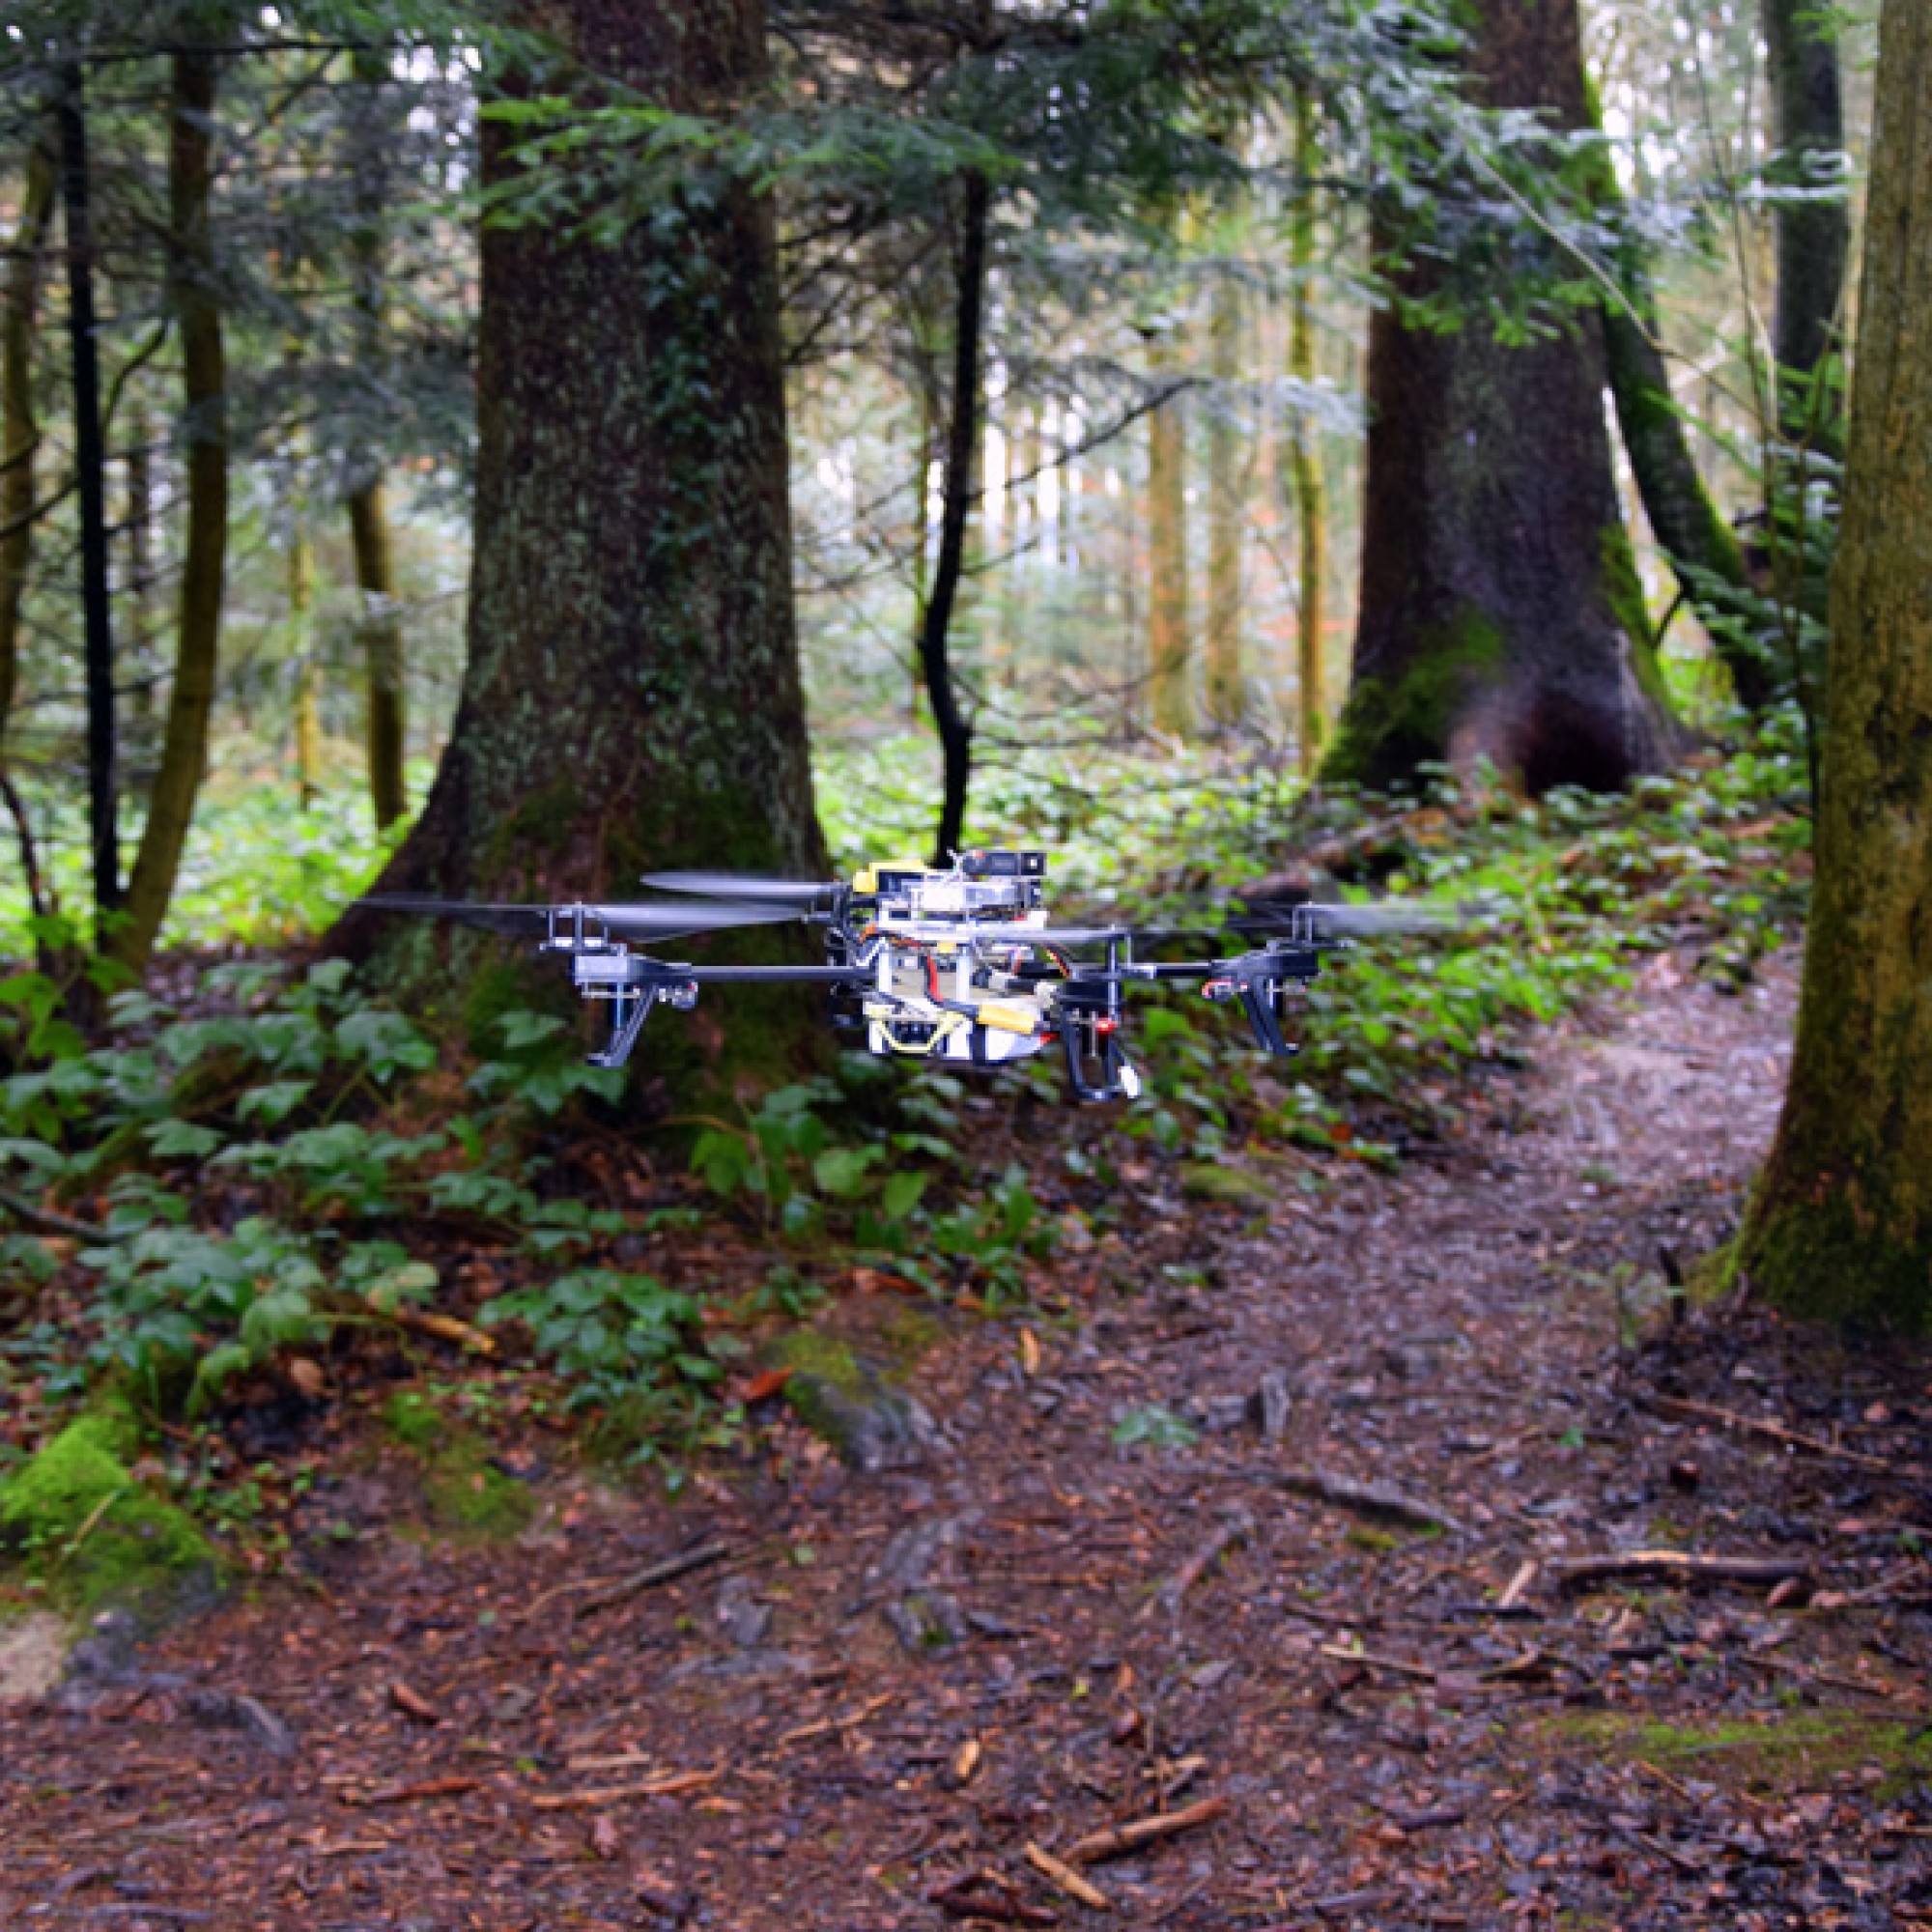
xmin=879 ymin=1170 xmax=928 ymax=1221
xmin=811 ymin=1145 xmax=881 ymax=1199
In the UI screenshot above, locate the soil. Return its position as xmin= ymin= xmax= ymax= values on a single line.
xmin=6 ymin=950 xmax=1932 ymax=1931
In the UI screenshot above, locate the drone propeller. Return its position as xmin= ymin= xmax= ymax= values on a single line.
xmin=355 ymin=895 xmax=804 ymax=942
xmin=1229 ymin=897 xmax=1478 ymax=939
xmin=640 ymin=869 xmax=842 ymax=906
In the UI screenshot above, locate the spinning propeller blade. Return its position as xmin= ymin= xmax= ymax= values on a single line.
xmin=1228 ymin=897 xmax=1482 ymax=939
xmin=640 ymin=870 xmax=841 ymax=905
xmin=355 ymin=895 xmax=803 ymax=941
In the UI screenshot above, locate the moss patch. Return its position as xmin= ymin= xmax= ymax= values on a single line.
xmin=1322 ymin=608 xmax=1506 ymax=789
xmin=382 ymin=1391 xmax=534 ymax=1542
xmin=1548 ymin=1709 xmax=1932 ymax=1798
xmin=0 ymin=1412 xmax=214 ymax=1615
xmin=1180 ymin=1162 xmax=1275 ymax=1208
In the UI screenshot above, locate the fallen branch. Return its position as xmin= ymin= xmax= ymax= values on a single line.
xmin=1025 ymin=1842 xmax=1113 ymax=1911
xmin=342 ymin=1775 xmax=480 ymax=1806
xmin=1145 ymin=1508 xmax=1255 ymax=1619
xmin=529 ymin=1767 xmax=717 ymax=1810
xmin=1065 ymin=1796 xmax=1228 ymax=1866
xmin=1273 ymin=1467 xmax=1459 ymax=1535
xmin=929 ymin=1870 xmax=1059 ymax=1925
xmin=1550 ymin=1550 xmax=1806 ymax=1593
xmin=385 ymin=1306 xmax=497 ymax=1356
xmin=1644 ymin=1393 xmax=1923 ymax=1480
xmin=0 ymin=1184 xmax=118 ymax=1245
xmin=524 ymin=1539 xmax=731 ymax=1620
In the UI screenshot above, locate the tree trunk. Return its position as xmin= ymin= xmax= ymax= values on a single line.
xmin=1286 ymin=89 xmax=1327 ymax=776
xmin=289 ymin=519 xmax=321 ymax=811
xmin=124 ymin=413 xmax=158 ymax=729
xmin=349 ymin=480 xmax=407 ymax=830
xmin=112 ymin=50 xmax=229 ymax=974
xmin=1146 ymin=326 xmax=1192 ymax=741
xmin=57 ymin=68 xmax=120 ymax=927
xmin=1204 ymin=268 xmax=1244 ymax=732
xmin=917 ymin=168 xmax=986 ymax=867
xmin=1325 ymin=0 xmax=1673 ymax=794
xmin=346 ymin=44 xmax=407 ymax=833
xmin=334 ymin=0 xmax=826 ymax=1065
xmin=0 ymin=126 xmax=56 ymax=750
xmin=1737 ymin=0 xmax=1932 ymax=1326
xmin=1763 ymin=0 xmax=1849 ymax=449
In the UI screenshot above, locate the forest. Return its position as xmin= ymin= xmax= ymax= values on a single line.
xmin=1 ymin=0 xmax=1930 ymax=1922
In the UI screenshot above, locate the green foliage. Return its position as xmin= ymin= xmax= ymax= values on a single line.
xmin=482 ymin=1270 xmax=716 ymax=1412
xmin=1111 ymin=1404 xmax=1199 ymax=1451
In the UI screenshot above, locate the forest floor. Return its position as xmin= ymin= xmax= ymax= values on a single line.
xmin=6 ymin=945 xmax=1932 ymax=1932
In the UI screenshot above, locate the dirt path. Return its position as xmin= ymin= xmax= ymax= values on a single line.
xmin=7 ymin=953 xmax=1932 ymax=1931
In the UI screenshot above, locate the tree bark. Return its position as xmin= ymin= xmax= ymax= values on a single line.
xmin=1737 ymin=0 xmax=1932 ymax=1326
xmin=57 ymin=68 xmax=120 ymax=927
xmin=1146 ymin=325 xmax=1192 ymax=741
xmin=289 ymin=518 xmax=321 ymax=810
xmin=1763 ymin=0 xmax=1849 ymax=448
xmin=1204 ymin=267 xmax=1244 ymax=732
xmin=1325 ymin=0 xmax=1673 ymax=794
xmin=1286 ymin=89 xmax=1327 ymax=776
xmin=112 ymin=51 xmax=228 ymax=974
xmin=349 ymin=479 xmax=407 ymax=830
xmin=346 ymin=44 xmax=407 ymax=832
xmin=917 ymin=168 xmax=986 ymax=867
xmin=334 ymin=0 xmax=826 ymax=1060
xmin=0 ymin=126 xmax=56 ymax=751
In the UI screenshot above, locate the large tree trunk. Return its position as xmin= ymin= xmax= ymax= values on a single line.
xmin=0 ymin=126 xmax=56 ymax=750
xmin=112 ymin=50 xmax=228 ymax=972
xmin=335 ymin=0 xmax=826 ymax=1059
xmin=1737 ymin=0 xmax=1932 ymax=1327
xmin=1325 ymin=0 xmax=1672 ymax=794
xmin=349 ymin=480 xmax=407 ymax=830
xmin=1763 ymin=0 xmax=1849 ymax=449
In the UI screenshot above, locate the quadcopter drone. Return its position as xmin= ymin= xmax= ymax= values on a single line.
xmin=362 ymin=849 xmax=1430 ymax=1102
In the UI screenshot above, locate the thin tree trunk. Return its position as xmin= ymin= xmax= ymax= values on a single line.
xmin=1204 ymin=267 xmax=1244 ymax=732
xmin=1 ymin=127 xmax=56 ymax=750
xmin=56 ymin=67 xmax=120 ymax=928
xmin=1738 ymin=0 xmax=1932 ymax=1325
xmin=918 ymin=168 xmax=986 ymax=867
xmin=1763 ymin=0 xmax=1849 ymax=450
xmin=333 ymin=0 xmax=827 ymax=1089
xmin=124 ymin=413 xmax=157 ymax=728
xmin=289 ymin=518 xmax=321 ymax=810
xmin=346 ymin=44 xmax=407 ymax=831
xmin=349 ymin=480 xmax=407 ymax=829
xmin=1147 ymin=325 xmax=1192 ymax=741
xmin=1326 ymin=0 xmax=1673 ymax=793
xmin=1287 ymin=89 xmax=1327 ymax=776
xmin=112 ymin=49 xmax=228 ymax=973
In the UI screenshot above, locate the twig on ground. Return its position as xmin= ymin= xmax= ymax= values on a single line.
xmin=777 ymin=1690 xmax=895 ymax=1748
xmin=341 ymin=1776 xmax=480 ymax=1806
xmin=1494 ymin=1560 xmax=1538 ymax=1613
xmin=929 ymin=1870 xmax=1059 ymax=1925
xmin=1065 ymin=1796 xmax=1229 ymax=1865
xmin=1743 ymin=1651 xmax=1931 ymax=1715
xmin=529 ymin=1768 xmax=717 ymax=1810
xmin=0 ymin=1184 xmax=118 ymax=1245
xmin=387 ymin=1680 xmax=440 ymax=1725
xmin=1025 ymin=1842 xmax=1113 ymax=1911
xmin=1644 ymin=1393 xmax=1923 ymax=1479
xmin=1145 ymin=1507 xmax=1255 ymax=1619
xmin=1319 ymin=1640 xmax=1437 ymax=1683
xmin=524 ymin=1539 xmax=731 ymax=1619
xmin=1550 ymin=1550 xmax=1808 ymax=1592
xmin=384 ymin=1307 xmax=497 ymax=1356
xmin=1274 ymin=1467 xmax=1460 ymax=1535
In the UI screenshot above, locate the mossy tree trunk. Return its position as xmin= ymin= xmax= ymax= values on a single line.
xmin=1286 ymin=87 xmax=1327 ymax=776
xmin=1738 ymin=0 xmax=1932 ymax=1327
xmin=333 ymin=0 xmax=827 ymax=1063
xmin=1325 ymin=0 xmax=1673 ymax=794
xmin=1146 ymin=325 xmax=1193 ymax=741
xmin=110 ymin=48 xmax=228 ymax=973
xmin=1204 ymin=267 xmax=1244 ymax=732
xmin=1763 ymin=0 xmax=1849 ymax=452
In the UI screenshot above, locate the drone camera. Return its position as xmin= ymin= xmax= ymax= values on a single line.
xmin=959 ymin=848 xmax=1045 ymax=880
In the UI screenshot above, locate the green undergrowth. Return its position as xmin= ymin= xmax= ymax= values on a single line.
xmin=1549 ymin=1708 xmax=1932 ymax=1799
xmin=0 ymin=713 xmax=1811 ymax=1491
